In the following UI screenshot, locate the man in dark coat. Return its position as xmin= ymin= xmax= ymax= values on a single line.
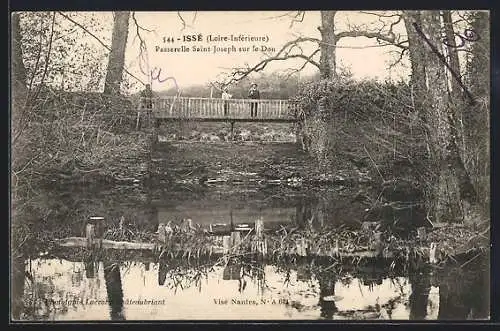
xmin=248 ymin=83 xmax=260 ymax=118
xmin=140 ymin=84 xmax=153 ymax=110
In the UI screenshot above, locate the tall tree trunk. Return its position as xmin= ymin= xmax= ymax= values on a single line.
xmin=441 ymin=10 xmax=468 ymax=171
xmin=103 ymin=262 xmax=125 ymax=320
xmin=441 ymin=11 xmax=462 ymax=98
xmin=104 ymin=11 xmax=130 ymax=95
xmin=12 ymin=13 xmax=27 ymax=100
xmin=318 ymin=273 xmax=338 ymax=319
xmin=418 ymin=11 xmax=477 ymax=223
xmin=11 ymin=255 xmax=26 ymax=320
xmin=403 ymin=11 xmax=478 ymax=223
xmin=409 ymin=269 xmax=431 ymax=320
xmin=402 ymin=11 xmax=427 ymax=95
xmin=11 ymin=12 xmax=28 ymax=200
xmin=318 ymin=11 xmax=337 ymax=79
xmin=464 ymin=11 xmax=490 ymax=215
xmin=402 ymin=10 xmax=436 ymax=216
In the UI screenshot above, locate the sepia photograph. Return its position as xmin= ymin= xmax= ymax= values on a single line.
xmin=10 ymin=10 xmax=490 ymax=321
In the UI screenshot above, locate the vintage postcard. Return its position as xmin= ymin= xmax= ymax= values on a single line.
xmin=10 ymin=10 xmax=490 ymax=321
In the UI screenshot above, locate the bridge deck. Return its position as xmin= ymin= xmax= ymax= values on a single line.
xmin=142 ymin=96 xmax=298 ymax=122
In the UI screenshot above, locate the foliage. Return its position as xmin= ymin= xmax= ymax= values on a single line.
xmin=295 ymin=75 xmax=428 ymax=169
xmin=19 ymin=12 xmax=111 ymax=93
xmin=292 ymin=75 xmax=438 ymax=228
xmin=13 ymin=89 xmax=148 ymax=190
xmin=12 ymin=12 xmax=149 ymax=202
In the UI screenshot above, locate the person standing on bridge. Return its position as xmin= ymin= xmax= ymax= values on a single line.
xmin=137 ymin=84 xmax=154 ymax=129
xmin=222 ymin=87 xmax=232 ymax=116
xmin=248 ymin=83 xmax=260 ymax=118
xmin=140 ymin=84 xmax=154 ymax=110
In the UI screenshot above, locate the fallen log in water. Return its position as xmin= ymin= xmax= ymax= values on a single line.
xmin=55 ymin=236 xmax=402 ymax=258
xmin=55 ymin=237 xmax=394 ymax=258
xmin=51 ymin=219 xmax=489 ymax=265
xmin=57 ymin=237 xmax=156 ymax=251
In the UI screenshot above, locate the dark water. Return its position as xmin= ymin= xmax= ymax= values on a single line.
xmin=11 ymin=139 xmax=490 ymax=321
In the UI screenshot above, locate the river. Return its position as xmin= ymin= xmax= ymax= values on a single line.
xmin=11 ymin=142 xmax=490 ymax=321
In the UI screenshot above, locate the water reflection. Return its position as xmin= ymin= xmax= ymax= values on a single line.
xmin=408 ymin=268 xmax=431 ymax=320
xmin=11 ymin=185 xmax=489 ymax=320
xmin=103 ymin=262 xmax=125 ymax=320
xmin=11 ymin=255 xmax=26 ymax=320
xmin=17 ymin=185 xmax=367 ymax=241
xmin=437 ymin=266 xmax=490 ymax=319
xmin=13 ymin=256 xmax=488 ymax=321
xmin=317 ymin=271 xmax=338 ymax=319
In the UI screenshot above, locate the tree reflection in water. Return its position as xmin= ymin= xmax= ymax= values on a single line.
xmin=103 ymin=262 xmax=125 ymax=320
xmin=437 ymin=261 xmax=490 ymax=320
xmin=11 ymin=255 xmax=26 ymax=320
xmin=317 ymin=272 xmax=338 ymax=319
xmin=408 ymin=267 xmax=431 ymax=320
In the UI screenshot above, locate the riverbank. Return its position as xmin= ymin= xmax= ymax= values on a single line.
xmin=152 ymin=141 xmax=369 ymax=187
xmin=13 ymin=139 xmax=489 ymax=264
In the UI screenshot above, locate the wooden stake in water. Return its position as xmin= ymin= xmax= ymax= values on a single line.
xmin=230 ymin=231 xmax=241 ymax=253
xmin=87 ymin=216 xmax=104 ymax=249
xmin=254 ymin=217 xmax=267 ymax=255
xmin=85 ymin=223 xmax=95 ymax=249
xmin=157 ymin=223 xmax=166 ymax=244
xmin=373 ymin=231 xmax=383 ymax=256
xmin=255 ymin=218 xmax=264 ymax=239
xmin=429 ymin=242 xmax=438 ymax=264
xmin=297 ymin=237 xmax=307 ymax=257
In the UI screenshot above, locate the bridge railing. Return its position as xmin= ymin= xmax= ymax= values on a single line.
xmin=139 ymin=96 xmax=299 ymax=120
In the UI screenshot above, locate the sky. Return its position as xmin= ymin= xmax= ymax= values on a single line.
xmin=121 ymin=11 xmax=411 ymax=92
xmin=18 ymin=11 xmax=417 ymax=93
xmin=19 ymin=10 xmax=486 ymax=94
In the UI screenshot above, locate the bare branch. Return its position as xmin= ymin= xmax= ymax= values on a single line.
xmin=30 ymin=12 xmax=56 ymax=107
xmin=131 ymin=12 xmax=149 ymax=54
xmin=191 ymin=11 xmax=198 ymax=25
xmin=132 ymin=12 xmax=153 ymax=33
xmin=283 ymin=52 xmax=317 ymax=80
xmin=359 ymin=11 xmax=402 ymax=18
xmin=337 ymin=30 xmax=392 ymax=45
xmin=289 ymin=11 xmax=305 ymax=28
xmin=388 ymin=48 xmax=409 ymax=70
xmin=336 ymin=30 xmax=408 ymax=50
xmin=131 ymin=12 xmax=152 ymax=84
xmin=177 ymin=12 xmax=187 ymax=31
xmin=338 ymin=12 xmax=408 ymax=50
xmin=224 ymin=47 xmax=320 ymax=86
xmin=57 ymin=12 xmax=111 ymax=51
xmin=26 ymin=19 xmax=45 ymax=95
xmin=177 ymin=11 xmax=199 ymax=31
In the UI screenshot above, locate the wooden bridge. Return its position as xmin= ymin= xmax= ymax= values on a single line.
xmin=141 ymin=96 xmax=299 ymax=123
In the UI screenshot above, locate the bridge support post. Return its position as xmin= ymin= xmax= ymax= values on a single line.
xmin=230 ymin=121 xmax=235 ymax=142
xmin=295 ymin=120 xmax=302 ymax=149
xmin=145 ymin=108 xmax=159 ymax=184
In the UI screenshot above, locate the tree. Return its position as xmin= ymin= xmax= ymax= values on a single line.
xmin=318 ymin=11 xmax=337 ymax=79
xmin=222 ymin=11 xmax=407 ymax=85
xmin=401 ymin=11 xmax=427 ymax=94
xmin=11 ymin=12 xmax=28 ymax=168
xmin=403 ymin=10 xmax=479 ymax=223
xmin=104 ymin=12 xmax=130 ymax=95
xmin=11 ymin=13 xmax=27 ymax=100
xmin=441 ymin=10 xmax=462 ymax=99
xmin=464 ymin=11 xmax=490 ymax=214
